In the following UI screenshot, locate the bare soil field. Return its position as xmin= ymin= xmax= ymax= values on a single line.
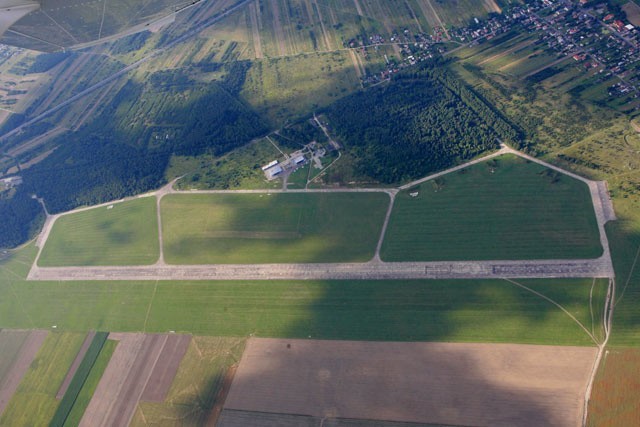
xmin=0 ymin=330 xmax=48 ymax=416
xmin=139 ymin=334 xmax=191 ymax=402
xmin=79 ymin=333 xmax=190 ymax=426
xmin=623 ymin=1 xmax=640 ymax=27
xmin=224 ymin=338 xmax=597 ymax=427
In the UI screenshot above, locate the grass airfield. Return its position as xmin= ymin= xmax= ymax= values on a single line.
xmin=382 ymin=154 xmax=603 ymax=261
xmin=161 ymin=192 xmax=389 ymax=264
xmin=38 ymin=198 xmax=159 ymax=267
xmin=38 ymin=154 xmax=604 ymax=267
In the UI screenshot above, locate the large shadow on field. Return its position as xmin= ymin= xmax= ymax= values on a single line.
xmin=217 ymin=332 xmax=595 ymax=427
xmin=209 ymin=277 xmax=605 ymax=427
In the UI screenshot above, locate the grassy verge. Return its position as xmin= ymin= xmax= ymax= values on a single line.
xmin=50 ymin=331 xmax=109 ymax=427
xmin=161 ymin=192 xmax=389 ymax=264
xmin=38 ymin=197 xmax=159 ymax=267
xmin=381 ymin=154 xmax=602 ymax=261
xmin=62 ymin=339 xmax=117 ymax=427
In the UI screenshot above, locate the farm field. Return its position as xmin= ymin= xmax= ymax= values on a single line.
xmin=131 ymin=336 xmax=246 ymax=426
xmin=0 ymin=332 xmax=85 ymax=426
xmin=38 ymin=197 xmax=159 ymax=267
xmin=79 ymin=333 xmax=190 ymax=427
xmin=62 ymin=339 xmax=117 ymax=427
xmin=381 ymin=154 xmax=603 ymax=261
xmin=588 ymin=348 xmax=640 ymax=426
xmin=161 ymin=192 xmax=389 ymax=264
xmin=222 ymin=338 xmax=596 ymax=426
xmin=0 ymin=245 xmax=607 ymax=346
xmin=0 ymin=329 xmax=48 ymax=417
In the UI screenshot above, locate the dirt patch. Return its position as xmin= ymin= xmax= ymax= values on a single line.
xmin=224 ymin=338 xmax=597 ymax=426
xmin=0 ymin=330 xmax=48 ymax=416
xmin=623 ymin=1 xmax=640 ymax=26
xmin=56 ymin=331 xmax=96 ymax=399
xmin=140 ymin=334 xmax=191 ymax=402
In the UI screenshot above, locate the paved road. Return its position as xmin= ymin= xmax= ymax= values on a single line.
xmin=27 ymin=256 xmax=613 ymax=281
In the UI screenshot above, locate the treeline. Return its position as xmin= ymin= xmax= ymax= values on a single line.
xmin=0 ymin=191 xmax=43 ymax=248
xmin=325 ymin=63 xmax=520 ymax=184
xmin=0 ymin=65 xmax=267 ymax=247
xmin=25 ymin=52 xmax=74 ymax=74
xmin=110 ymin=32 xmax=151 ymax=55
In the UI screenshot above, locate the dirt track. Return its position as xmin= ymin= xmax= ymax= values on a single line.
xmin=224 ymin=338 xmax=598 ymax=427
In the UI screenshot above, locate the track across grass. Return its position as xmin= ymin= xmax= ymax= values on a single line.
xmin=38 ymin=198 xmax=159 ymax=267
xmin=161 ymin=192 xmax=389 ymax=264
xmin=381 ymin=154 xmax=603 ymax=261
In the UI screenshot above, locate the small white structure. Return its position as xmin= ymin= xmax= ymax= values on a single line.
xmin=293 ymin=155 xmax=305 ymax=165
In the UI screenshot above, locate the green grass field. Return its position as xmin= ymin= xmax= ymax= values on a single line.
xmin=38 ymin=197 xmax=159 ymax=267
xmin=0 ymin=244 xmax=607 ymax=346
xmin=381 ymin=154 xmax=603 ymax=261
xmin=161 ymin=192 xmax=389 ymax=264
xmin=0 ymin=332 xmax=85 ymax=427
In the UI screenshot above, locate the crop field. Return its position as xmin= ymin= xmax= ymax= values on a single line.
xmin=381 ymin=154 xmax=603 ymax=261
xmin=0 ymin=245 xmax=608 ymax=346
xmin=51 ymin=332 xmax=109 ymax=426
xmin=0 ymin=332 xmax=85 ymax=426
xmin=223 ymin=338 xmax=596 ymax=426
xmin=38 ymin=197 xmax=159 ymax=267
xmin=0 ymin=329 xmax=48 ymax=417
xmin=588 ymin=348 xmax=640 ymax=426
xmin=0 ymin=330 xmax=31 ymax=390
xmin=131 ymin=336 xmax=246 ymax=426
xmin=62 ymin=339 xmax=117 ymax=427
xmin=161 ymin=192 xmax=389 ymax=264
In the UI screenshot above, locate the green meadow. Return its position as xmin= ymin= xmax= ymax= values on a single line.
xmin=381 ymin=154 xmax=603 ymax=261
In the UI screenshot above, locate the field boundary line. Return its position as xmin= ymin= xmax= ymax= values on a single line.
xmin=504 ymin=278 xmax=598 ymax=345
